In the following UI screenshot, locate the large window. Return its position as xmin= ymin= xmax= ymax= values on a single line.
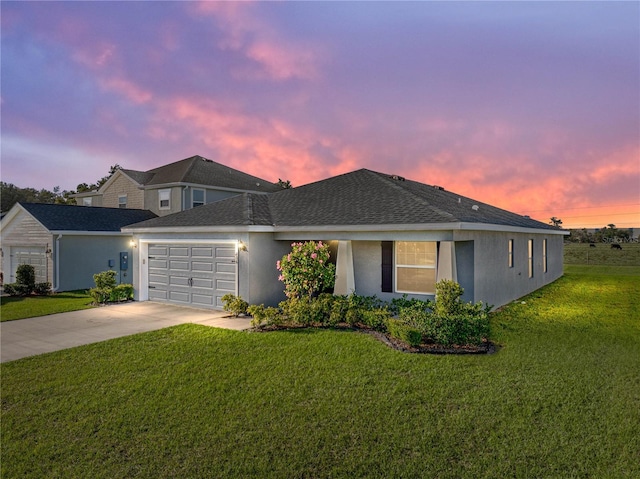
xmin=395 ymin=241 xmax=437 ymax=294
xmin=528 ymin=239 xmax=534 ymax=278
xmin=118 ymin=194 xmax=127 ymax=209
xmin=192 ymin=188 xmax=205 ymax=208
xmin=82 ymin=197 xmax=92 ymax=206
xmin=508 ymin=239 xmax=514 ymax=268
xmin=159 ymin=189 xmax=171 ymax=210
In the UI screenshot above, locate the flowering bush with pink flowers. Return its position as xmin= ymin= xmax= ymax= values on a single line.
xmin=277 ymin=241 xmax=336 ymax=298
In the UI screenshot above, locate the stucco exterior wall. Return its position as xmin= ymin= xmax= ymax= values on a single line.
xmin=0 ymin=210 xmax=54 ymax=284
xmin=453 ymin=230 xmax=564 ymax=308
xmin=102 ymin=174 xmax=144 ymax=209
xmin=57 ymin=235 xmax=135 ymax=291
xmin=246 ymin=235 xmax=290 ymax=306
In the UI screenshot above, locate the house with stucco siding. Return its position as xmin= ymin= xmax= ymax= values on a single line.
xmin=123 ymin=169 xmax=568 ymax=310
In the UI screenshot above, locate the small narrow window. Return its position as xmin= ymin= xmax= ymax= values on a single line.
xmin=543 ymin=239 xmax=548 ymax=273
xmin=159 ymin=189 xmax=171 ymax=210
xmin=528 ymin=239 xmax=534 ymax=278
xmin=82 ymin=197 xmax=92 ymax=206
xmin=508 ymin=239 xmax=514 ymax=268
xmin=118 ymin=195 xmax=127 ymax=209
xmin=192 ymin=188 xmax=205 ymax=208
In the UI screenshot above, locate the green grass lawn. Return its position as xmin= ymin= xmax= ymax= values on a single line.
xmin=0 ymin=290 xmax=94 ymax=322
xmin=2 ymin=267 xmax=639 ymax=478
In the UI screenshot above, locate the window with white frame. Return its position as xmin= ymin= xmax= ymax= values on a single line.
xmin=159 ymin=189 xmax=171 ymax=210
xmin=508 ymin=239 xmax=514 ymax=268
xmin=82 ymin=197 xmax=92 ymax=206
xmin=528 ymin=239 xmax=534 ymax=278
xmin=395 ymin=241 xmax=437 ymax=294
xmin=543 ymin=239 xmax=548 ymax=273
xmin=192 ymin=188 xmax=205 ymax=208
xmin=118 ymin=194 xmax=127 ymax=208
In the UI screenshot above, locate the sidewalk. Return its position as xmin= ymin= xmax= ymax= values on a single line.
xmin=0 ymin=301 xmax=251 ymax=362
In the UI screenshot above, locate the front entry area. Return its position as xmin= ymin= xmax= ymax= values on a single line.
xmin=147 ymin=243 xmax=237 ymax=309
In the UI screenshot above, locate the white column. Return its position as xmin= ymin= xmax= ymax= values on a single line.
xmin=334 ymin=240 xmax=355 ymax=295
xmin=436 ymin=241 xmax=457 ymax=282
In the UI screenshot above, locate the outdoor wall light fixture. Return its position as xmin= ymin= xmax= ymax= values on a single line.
xmin=238 ymin=240 xmax=248 ymax=252
xmin=129 ymin=240 xmax=137 ymax=248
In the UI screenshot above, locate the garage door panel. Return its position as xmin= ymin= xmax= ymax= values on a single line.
xmin=169 ymin=247 xmax=189 ymax=257
xmin=168 ymin=291 xmax=190 ymax=303
xmin=149 ymin=259 xmax=168 ymax=268
xmin=149 ymin=246 xmax=168 ymax=256
xmin=11 ymin=246 xmax=47 ymax=283
xmin=215 ymin=247 xmax=235 ymax=258
xmin=147 ymin=243 xmax=236 ymax=309
xmin=192 ymin=247 xmax=213 ymax=258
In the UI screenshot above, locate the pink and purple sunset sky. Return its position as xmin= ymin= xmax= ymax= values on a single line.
xmin=1 ymin=1 xmax=638 ymax=229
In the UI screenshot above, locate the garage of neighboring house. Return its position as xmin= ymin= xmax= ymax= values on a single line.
xmin=145 ymin=242 xmax=237 ymax=308
xmin=9 ymin=246 xmax=48 ymax=283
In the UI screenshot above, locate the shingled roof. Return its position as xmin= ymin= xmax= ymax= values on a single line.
xmin=126 ymin=169 xmax=556 ymax=231
xmin=18 ymin=203 xmax=157 ymax=232
xmin=118 ymin=155 xmax=282 ymax=193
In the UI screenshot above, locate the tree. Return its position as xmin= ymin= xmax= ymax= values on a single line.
xmin=549 ymin=217 xmax=563 ymax=228
xmin=277 ymin=178 xmax=292 ymax=189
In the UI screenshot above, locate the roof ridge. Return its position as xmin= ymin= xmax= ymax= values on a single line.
xmin=368 ymin=171 xmax=457 ymax=221
xmin=179 ymin=155 xmax=200 ymax=182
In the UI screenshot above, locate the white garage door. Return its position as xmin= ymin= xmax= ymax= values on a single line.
xmin=10 ymin=246 xmax=47 ymax=283
xmin=147 ymin=243 xmax=236 ymax=309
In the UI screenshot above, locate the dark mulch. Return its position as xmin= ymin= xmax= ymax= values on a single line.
xmin=247 ymin=322 xmax=496 ymax=355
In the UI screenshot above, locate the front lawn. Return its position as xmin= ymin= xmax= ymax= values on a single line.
xmin=0 ymin=290 xmax=94 ymax=322
xmin=2 ymin=268 xmax=639 ymax=478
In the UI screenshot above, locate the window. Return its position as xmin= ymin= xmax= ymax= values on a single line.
xmin=82 ymin=197 xmax=92 ymax=206
xmin=192 ymin=188 xmax=205 ymax=208
xmin=395 ymin=241 xmax=437 ymax=294
xmin=118 ymin=195 xmax=127 ymax=209
xmin=543 ymin=239 xmax=548 ymax=273
xmin=528 ymin=239 xmax=534 ymax=278
xmin=159 ymin=189 xmax=171 ymax=210
xmin=508 ymin=239 xmax=514 ymax=268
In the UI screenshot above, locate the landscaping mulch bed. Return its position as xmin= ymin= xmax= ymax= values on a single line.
xmin=247 ymin=322 xmax=496 ymax=355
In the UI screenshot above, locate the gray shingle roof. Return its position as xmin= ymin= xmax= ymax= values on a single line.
xmin=137 ymin=155 xmax=282 ymax=192
xmin=19 ymin=203 xmax=157 ymax=232
xmin=125 ymin=168 xmax=556 ymax=231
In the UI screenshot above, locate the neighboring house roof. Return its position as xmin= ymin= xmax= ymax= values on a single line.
xmin=15 ymin=203 xmax=157 ymax=232
xmin=125 ymin=168 xmax=560 ymax=232
xmin=113 ymin=155 xmax=282 ymax=193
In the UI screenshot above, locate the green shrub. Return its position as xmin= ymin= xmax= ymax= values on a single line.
xmin=247 ymin=304 xmax=284 ymax=327
xmin=389 ymin=294 xmax=434 ymax=316
xmin=434 ymin=279 xmax=464 ymax=317
xmin=110 ymin=284 xmax=133 ymax=302
xmin=89 ymin=287 xmax=111 ymax=305
xmin=3 ymin=283 xmax=18 ymax=296
xmin=221 ymin=294 xmax=249 ymax=317
xmin=15 ymin=264 xmax=36 ymax=294
xmin=359 ymin=308 xmax=392 ymax=331
xmin=33 ymin=282 xmax=52 ymax=295
xmin=385 ymin=318 xmax=422 ymax=347
xmin=93 ymin=270 xmax=117 ymax=290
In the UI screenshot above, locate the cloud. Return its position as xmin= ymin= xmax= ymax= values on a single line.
xmin=191 ymin=1 xmax=323 ymax=81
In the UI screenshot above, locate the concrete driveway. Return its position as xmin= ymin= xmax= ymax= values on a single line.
xmin=0 ymin=301 xmax=251 ymax=362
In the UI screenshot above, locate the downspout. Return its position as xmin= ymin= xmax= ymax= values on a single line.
xmin=54 ymin=234 xmax=62 ymax=291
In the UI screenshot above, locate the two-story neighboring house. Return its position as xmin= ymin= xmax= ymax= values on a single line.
xmin=74 ymin=155 xmax=282 ymax=216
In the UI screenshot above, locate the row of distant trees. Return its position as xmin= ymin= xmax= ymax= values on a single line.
xmin=550 ymin=218 xmax=635 ymax=243
xmin=0 ymin=165 xmax=121 ymax=213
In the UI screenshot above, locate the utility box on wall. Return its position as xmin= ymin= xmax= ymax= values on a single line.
xmin=120 ymin=252 xmax=129 ymax=270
